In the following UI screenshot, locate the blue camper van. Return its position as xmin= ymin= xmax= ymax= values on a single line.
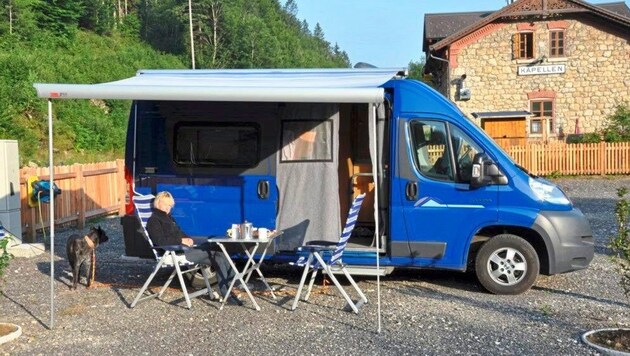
xmin=117 ymin=68 xmax=593 ymax=295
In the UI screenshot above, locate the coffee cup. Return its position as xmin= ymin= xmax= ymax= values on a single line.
xmin=230 ymin=224 xmax=240 ymax=239
xmin=258 ymin=228 xmax=269 ymax=241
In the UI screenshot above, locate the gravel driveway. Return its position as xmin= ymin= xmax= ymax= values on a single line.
xmin=1 ymin=177 xmax=629 ymax=355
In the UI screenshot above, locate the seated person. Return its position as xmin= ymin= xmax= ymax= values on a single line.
xmin=146 ymin=191 xmax=238 ymax=303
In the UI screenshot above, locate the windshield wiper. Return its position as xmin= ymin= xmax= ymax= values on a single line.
xmin=516 ymin=163 xmax=538 ymax=178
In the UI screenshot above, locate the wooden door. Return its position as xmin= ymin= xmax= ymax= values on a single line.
xmin=482 ymin=118 xmax=527 ymax=148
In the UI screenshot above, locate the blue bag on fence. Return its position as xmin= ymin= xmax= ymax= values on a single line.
xmin=31 ymin=180 xmax=61 ymax=203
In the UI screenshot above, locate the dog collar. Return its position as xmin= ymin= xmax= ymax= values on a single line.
xmin=84 ymin=235 xmax=95 ymax=249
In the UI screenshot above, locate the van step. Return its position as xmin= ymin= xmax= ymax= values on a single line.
xmin=335 ymin=265 xmax=394 ymax=276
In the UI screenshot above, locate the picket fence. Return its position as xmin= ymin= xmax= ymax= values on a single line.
xmin=504 ymin=142 xmax=630 ymax=176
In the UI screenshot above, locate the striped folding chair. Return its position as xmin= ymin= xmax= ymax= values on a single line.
xmin=291 ymin=193 xmax=368 ymax=313
xmin=0 ymin=224 xmax=5 ymax=241
xmin=130 ymin=194 xmax=215 ymax=309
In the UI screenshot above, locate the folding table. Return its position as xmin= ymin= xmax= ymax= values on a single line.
xmin=208 ymin=231 xmax=281 ymax=311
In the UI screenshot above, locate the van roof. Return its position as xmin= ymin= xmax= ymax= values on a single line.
xmin=34 ymin=68 xmax=406 ymax=103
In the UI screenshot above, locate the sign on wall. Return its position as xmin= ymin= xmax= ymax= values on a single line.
xmin=518 ymin=64 xmax=566 ymax=76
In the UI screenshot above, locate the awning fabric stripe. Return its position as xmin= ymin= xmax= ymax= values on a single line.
xmin=34 ymin=68 xmax=405 ymax=103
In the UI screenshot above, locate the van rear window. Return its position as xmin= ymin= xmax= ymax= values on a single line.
xmin=173 ymin=123 xmax=260 ymax=167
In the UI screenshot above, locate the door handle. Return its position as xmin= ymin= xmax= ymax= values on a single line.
xmin=257 ymin=180 xmax=270 ymax=199
xmin=405 ymin=181 xmax=418 ymax=201
xmin=10 ymin=182 xmax=14 ymax=196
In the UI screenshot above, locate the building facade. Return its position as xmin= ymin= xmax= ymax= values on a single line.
xmin=423 ymin=0 xmax=630 ymax=146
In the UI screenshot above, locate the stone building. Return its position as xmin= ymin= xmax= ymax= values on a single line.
xmin=423 ymin=0 xmax=630 ymax=146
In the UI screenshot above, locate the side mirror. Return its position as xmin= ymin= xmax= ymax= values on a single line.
xmin=470 ymin=153 xmax=506 ymax=188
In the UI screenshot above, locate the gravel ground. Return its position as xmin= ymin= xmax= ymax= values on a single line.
xmin=1 ymin=176 xmax=629 ymax=356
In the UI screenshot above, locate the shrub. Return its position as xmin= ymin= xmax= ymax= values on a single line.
xmin=602 ymin=103 xmax=630 ymax=143
xmin=0 ymin=236 xmax=13 ymax=288
xmin=610 ymin=187 xmax=630 ymax=297
xmin=569 ymin=132 xmax=602 ymax=143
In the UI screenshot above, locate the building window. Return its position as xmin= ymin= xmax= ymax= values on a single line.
xmin=530 ymin=100 xmax=554 ymax=135
xmin=513 ymin=32 xmax=534 ymax=59
xmin=549 ymin=30 xmax=565 ymax=57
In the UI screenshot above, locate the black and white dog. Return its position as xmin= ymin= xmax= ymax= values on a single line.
xmin=66 ymin=226 xmax=109 ymax=289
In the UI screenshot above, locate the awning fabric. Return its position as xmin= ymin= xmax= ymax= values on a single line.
xmin=34 ymin=68 xmax=406 ymax=103
xmin=471 ymin=110 xmax=532 ymax=119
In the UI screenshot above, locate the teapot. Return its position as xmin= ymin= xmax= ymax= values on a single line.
xmin=240 ymin=221 xmax=253 ymax=239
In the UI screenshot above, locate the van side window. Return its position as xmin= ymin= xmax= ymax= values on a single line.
xmin=409 ymin=120 xmax=454 ymax=182
xmin=173 ymin=123 xmax=260 ymax=167
xmin=448 ymin=125 xmax=484 ymax=183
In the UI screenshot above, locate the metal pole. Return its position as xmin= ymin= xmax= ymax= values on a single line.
xmin=188 ymin=0 xmax=196 ymax=69
xmin=372 ymin=103 xmax=381 ymax=334
xmin=48 ymin=99 xmax=55 ymax=329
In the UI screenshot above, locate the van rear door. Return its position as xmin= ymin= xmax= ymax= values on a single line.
xmin=133 ymin=101 xmax=279 ymax=237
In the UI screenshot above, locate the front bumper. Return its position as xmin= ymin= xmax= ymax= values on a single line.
xmin=532 ymin=208 xmax=594 ymax=275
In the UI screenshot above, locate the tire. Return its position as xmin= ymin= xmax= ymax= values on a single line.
xmin=188 ymin=266 xmax=217 ymax=289
xmin=474 ymin=234 xmax=539 ymax=295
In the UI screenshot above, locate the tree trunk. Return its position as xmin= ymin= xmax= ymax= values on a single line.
xmin=211 ymin=1 xmax=219 ymax=66
xmin=8 ymin=0 xmax=12 ymax=35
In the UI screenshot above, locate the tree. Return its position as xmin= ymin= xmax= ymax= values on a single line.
xmin=300 ymin=19 xmax=309 ymax=35
xmin=283 ymin=0 xmax=297 ymax=17
xmin=602 ymin=103 xmax=630 ymax=142
xmin=0 ymin=0 xmax=39 ymax=39
xmin=192 ymin=0 xmax=223 ymax=68
xmin=79 ymin=0 xmax=115 ymax=35
xmin=407 ymin=58 xmax=426 ymax=81
xmin=137 ymin=0 xmax=185 ymax=54
xmin=313 ymin=22 xmax=324 ymax=41
xmin=34 ymin=0 xmax=84 ymax=39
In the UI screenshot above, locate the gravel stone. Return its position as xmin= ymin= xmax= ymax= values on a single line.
xmin=1 ymin=176 xmax=629 ymax=355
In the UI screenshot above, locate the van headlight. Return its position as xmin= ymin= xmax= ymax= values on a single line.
xmin=529 ymin=178 xmax=571 ymax=205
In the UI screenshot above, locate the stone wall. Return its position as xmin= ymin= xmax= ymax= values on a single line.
xmin=447 ymin=17 xmax=630 ymax=138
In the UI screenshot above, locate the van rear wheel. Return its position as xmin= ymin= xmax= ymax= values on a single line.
xmin=475 ymin=234 xmax=539 ymax=295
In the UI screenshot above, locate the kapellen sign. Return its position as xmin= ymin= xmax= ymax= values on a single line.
xmin=518 ymin=64 xmax=566 ymax=76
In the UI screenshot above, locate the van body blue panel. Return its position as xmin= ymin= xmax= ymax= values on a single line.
xmin=157 ymin=178 xmax=277 ymax=237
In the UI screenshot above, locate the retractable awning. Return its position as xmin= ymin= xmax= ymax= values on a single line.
xmin=34 ymin=67 xmax=403 ymax=330
xmin=34 ymin=68 xmax=406 ymax=103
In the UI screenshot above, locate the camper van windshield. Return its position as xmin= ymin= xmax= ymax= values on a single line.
xmin=173 ymin=123 xmax=260 ymax=167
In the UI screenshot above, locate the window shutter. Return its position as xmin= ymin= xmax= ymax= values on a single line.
xmin=512 ymin=33 xmax=520 ymax=59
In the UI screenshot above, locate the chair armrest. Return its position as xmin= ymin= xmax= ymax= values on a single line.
xmin=298 ymin=245 xmax=336 ymax=252
xmin=189 ymin=237 xmax=209 ymax=245
xmin=152 ymin=244 xmax=190 ymax=252
xmin=306 ymin=240 xmax=337 ymax=247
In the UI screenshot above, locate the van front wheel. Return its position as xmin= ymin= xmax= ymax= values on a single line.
xmin=475 ymin=234 xmax=539 ymax=295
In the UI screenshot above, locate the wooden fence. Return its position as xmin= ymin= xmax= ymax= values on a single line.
xmin=504 ymin=142 xmax=630 ymax=176
xmin=19 ymin=159 xmax=125 ymax=242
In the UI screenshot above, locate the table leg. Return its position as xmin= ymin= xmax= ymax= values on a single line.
xmin=243 ymin=243 xmax=276 ymax=300
xmin=216 ymin=242 xmax=261 ymax=311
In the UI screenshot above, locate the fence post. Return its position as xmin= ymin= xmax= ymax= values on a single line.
xmin=599 ymin=141 xmax=606 ymax=176
xmin=24 ymin=167 xmax=37 ymax=242
xmin=77 ymin=163 xmax=86 ymax=229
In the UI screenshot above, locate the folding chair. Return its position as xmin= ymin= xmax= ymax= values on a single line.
xmin=291 ymin=193 xmax=368 ymax=313
xmin=130 ymin=194 xmax=215 ymax=309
